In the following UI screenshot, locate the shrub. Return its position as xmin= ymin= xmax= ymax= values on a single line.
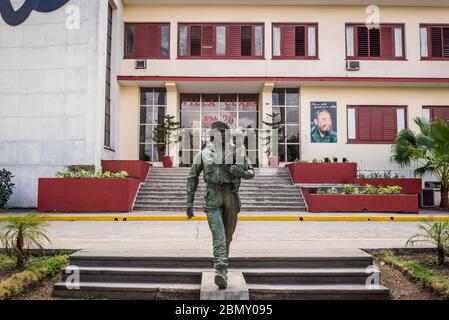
xmin=55 ymin=170 xmax=129 ymax=179
xmin=364 ymin=184 xmax=376 ymax=194
xmin=342 ymin=185 xmax=352 ymax=194
xmin=0 ymin=169 xmax=15 ymax=209
xmin=0 ymin=255 xmax=68 ymax=300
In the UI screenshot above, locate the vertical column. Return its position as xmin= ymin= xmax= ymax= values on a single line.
xmin=165 ymin=82 xmax=180 ymax=166
xmin=259 ymin=82 xmax=275 ymax=168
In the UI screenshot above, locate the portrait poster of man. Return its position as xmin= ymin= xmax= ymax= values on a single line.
xmin=310 ymin=101 xmax=337 ymax=143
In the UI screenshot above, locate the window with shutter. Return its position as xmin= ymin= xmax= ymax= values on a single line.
xmin=369 ymin=28 xmax=381 ymax=57
xmin=295 ymin=26 xmax=305 ymax=56
xmin=357 ymin=27 xmax=369 ymax=57
xmin=190 ymin=26 xmax=202 ymax=56
xmin=380 ymin=26 xmax=393 ymax=58
xmin=423 ymin=106 xmax=449 ymax=122
xmin=124 ymin=23 xmax=170 ymax=59
xmin=273 ymin=23 xmax=318 ymax=59
xmin=420 ymin=25 xmax=449 ymax=60
xmin=178 ymin=23 xmax=263 ymax=59
xmin=347 ymin=24 xmax=404 ymax=60
xmin=241 ymin=26 xmax=252 ymax=56
xmin=348 ymin=106 xmax=406 ymax=144
xmin=227 ymin=25 xmax=241 ymax=57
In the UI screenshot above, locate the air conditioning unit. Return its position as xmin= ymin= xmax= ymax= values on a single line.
xmin=420 ymin=189 xmax=435 ymax=208
xmin=135 ymin=60 xmax=147 ymax=69
xmin=346 ymin=60 xmax=360 ymax=71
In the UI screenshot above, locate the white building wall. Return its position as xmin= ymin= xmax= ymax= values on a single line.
xmin=0 ymin=0 xmax=112 ymax=207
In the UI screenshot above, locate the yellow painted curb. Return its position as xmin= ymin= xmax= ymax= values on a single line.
xmin=0 ymin=215 xmax=448 ymax=222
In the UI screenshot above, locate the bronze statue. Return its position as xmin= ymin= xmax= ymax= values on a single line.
xmin=186 ymin=121 xmax=255 ymax=289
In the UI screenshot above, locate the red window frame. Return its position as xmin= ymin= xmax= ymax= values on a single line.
xmin=347 ymin=105 xmax=407 ymax=144
xmin=124 ymin=22 xmax=170 ymax=59
xmin=423 ymin=106 xmax=449 ymax=121
xmin=420 ymin=25 xmax=449 ymax=61
xmin=272 ymin=23 xmax=319 ymax=60
xmin=177 ymin=23 xmax=265 ymax=59
xmin=345 ymin=23 xmax=406 ymax=60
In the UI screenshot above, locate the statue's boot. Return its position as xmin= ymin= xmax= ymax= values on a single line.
xmin=214 ymin=272 xmax=228 ymax=289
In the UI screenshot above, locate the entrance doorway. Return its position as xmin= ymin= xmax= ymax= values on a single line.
xmin=179 ymin=93 xmax=259 ymax=166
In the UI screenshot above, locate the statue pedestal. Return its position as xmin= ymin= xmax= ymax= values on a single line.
xmin=200 ymin=271 xmax=249 ymax=300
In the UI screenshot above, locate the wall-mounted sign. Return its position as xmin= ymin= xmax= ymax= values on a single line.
xmin=310 ymin=101 xmax=338 ymax=143
xmin=0 ymin=0 xmax=69 ymax=26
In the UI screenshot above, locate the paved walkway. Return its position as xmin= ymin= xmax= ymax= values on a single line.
xmin=9 ymin=220 xmax=432 ymax=254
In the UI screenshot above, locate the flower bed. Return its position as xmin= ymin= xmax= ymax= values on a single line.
xmin=37 ymin=178 xmax=140 ymax=212
xmin=287 ymin=162 xmax=357 ymax=184
xmin=101 ymin=160 xmax=151 ymax=182
xmin=350 ymin=178 xmax=422 ymax=194
xmin=301 ymin=188 xmax=419 ymax=213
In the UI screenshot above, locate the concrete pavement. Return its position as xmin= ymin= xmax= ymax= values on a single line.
xmin=15 ymin=220 xmax=432 ymax=254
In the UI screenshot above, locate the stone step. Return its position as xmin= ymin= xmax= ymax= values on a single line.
xmin=243 ymin=268 xmax=380 ymax=285
xmin=139 ymin=186 xmax=299 ymax=191
xmin=61 ymin=267 xmax=202 ymax=284
xmin=134 ymin=200 xmax=305 ymax=206
xmin=135 ymin=188 xmax=301 ymax=195
xmin=247 ymin=284 xmax=390 ymax=300
xmin=136 ymin=195 xmax=304 ymax=202
xmin=60 ymin=266 xmax=377 ymax=285
xmin=133 ymin=206 xmax=307 ymax=212
xmin=53 ymin=282 xmax=200 ymax=300
xmin=68 ymin=254 xmax=374 ymax=269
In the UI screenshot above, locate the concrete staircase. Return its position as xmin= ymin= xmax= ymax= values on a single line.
xmin=133 ymin=167 xmax=307 ymax=212
xmin=53 ymin=250 xmax=390 ymax=300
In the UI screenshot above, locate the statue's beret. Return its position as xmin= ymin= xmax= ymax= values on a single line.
xmin=211 ymin=120 xmax=230 ymax=131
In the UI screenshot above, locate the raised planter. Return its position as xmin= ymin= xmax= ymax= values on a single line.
xmin=37 ymin=178 xmax=140 ymax=213
xmin=301 ymin=189 xmax=419 ymax=213
xmin=287 ymin=162 xmax=357 ymax=184
xmin=101 ymin=160 xmax=151 ymax=182
xmin=350 ymin=178 xmax=422 ymax=194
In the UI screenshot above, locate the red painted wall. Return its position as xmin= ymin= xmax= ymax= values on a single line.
xmin=37 ymin=178 xmax=140 ymax=213
xmin=101 ymin=160 xmax=151 ymax=182
xmin=350 ymin=178 xmax=422 ymax=194
xmin=287 ymin=163 xmax=357 ymax=184
xmin=301 ymin=189 xmax=419 ymax=213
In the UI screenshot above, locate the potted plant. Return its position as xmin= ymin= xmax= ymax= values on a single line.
xmin=153 ymin=115 xmax=181 ymax=168
xmin=262 ymin=112 xmax=282 ymax=168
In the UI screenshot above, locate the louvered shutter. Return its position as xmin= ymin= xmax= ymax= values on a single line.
xmin=295 ymin=26 xmax=305 ymax=57
xmin=369 ymin=28 xmax=381 ymax=57
xmin=190 ymin=26 xmax=202 ymax=56
xmin=281 ymin=25 xmax=295 ymax=57
xmin=357 ymin=108 xmax=371 ymax=141
xmin=432 ymin=107 xmax=449 ymax=121
xmin=241 ymin=26 xmax=252 ymax=56
xmin=380 ymin=26 xmax=393 ymax=58
xmin=133 ymin=24 xmax=150 ymax=58
xmin=357 ymin=26 xmax=369 ymax=57
xmin=201 ymin=25 xmax=215 ymax=57
xmin=381 ymin=108 xmax=397 ymax=141
xmin=357 ymin=107 xmax=398 ymax=142
xmin=431 ymin=27 xmax=443 ymax=58
xmin=147 ymin=24 xmax=161 ymax=57
xmin=443 ymin=28 xmax=449 ymax=58
xmin=227 ymin=25 xmax=241 ymax=57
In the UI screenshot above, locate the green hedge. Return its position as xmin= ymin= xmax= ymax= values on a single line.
xmin=0 ymin=255 xmax=69 ymax=300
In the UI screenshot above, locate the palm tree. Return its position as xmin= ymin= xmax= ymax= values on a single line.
xmin=0 ymin=213 xmax=51 ymax=269
xmin=392 ymin=118 xmax=449 ymax=209
xmin=406 ymin=221 xmax=449 ymax=265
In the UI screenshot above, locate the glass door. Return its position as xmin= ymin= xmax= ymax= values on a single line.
xmin=179 ymin=93 xmax=259 ymax=166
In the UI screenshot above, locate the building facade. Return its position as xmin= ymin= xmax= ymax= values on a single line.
xmin=0 ymin=0 xmax=449 ymax=207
